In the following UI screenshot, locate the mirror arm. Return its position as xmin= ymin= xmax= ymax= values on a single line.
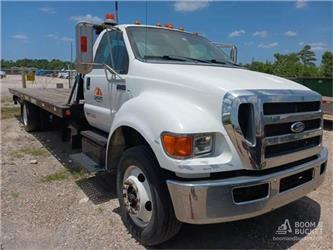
xmin=84 ymin=62 xmax=123 ymax=80
xmin=103 ymin=64 xmax=123 ymax=80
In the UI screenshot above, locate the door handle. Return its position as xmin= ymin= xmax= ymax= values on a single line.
xmin=86 ymin=77 xmax=90 ymax=90
xmin=116 ymin=84 xmax=126 ymax=91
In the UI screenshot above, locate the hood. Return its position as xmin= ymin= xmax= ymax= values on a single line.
xmin=132 ymin=62 xmax=309 ymax=93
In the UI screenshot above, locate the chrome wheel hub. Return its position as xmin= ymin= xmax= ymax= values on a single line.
xmin=122 ymin=166 xmax=152 ymax=227
xmin=22 ymin=104 xmax=28 ymax=126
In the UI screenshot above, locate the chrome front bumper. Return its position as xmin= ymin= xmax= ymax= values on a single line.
xmin=167 ymin=148 xmax=328 ymax=224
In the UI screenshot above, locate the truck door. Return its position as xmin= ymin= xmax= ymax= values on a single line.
xmin=84 ymin=30 xmax=129 ymax=132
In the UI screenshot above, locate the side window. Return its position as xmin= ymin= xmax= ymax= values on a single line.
xmin=94 ymin=31 xmax=129 ymax=74
xmin=94 ymin=34 xmax=112 ymax=66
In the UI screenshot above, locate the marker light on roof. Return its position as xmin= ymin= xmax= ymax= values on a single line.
xmin=164 ymin=23 xmax=174 ymax=29
xmin=156 ymin=22 xmax=161 ymax=27
xmin=179 ymin=27 xmax=184 ymax=31
xmin=134 ymin=20 xmax=141 ymax=25
xmin=106 ymin=13 xmax=115 ymax=20
xmin=105 ymin=13 xmax=117 ymax=25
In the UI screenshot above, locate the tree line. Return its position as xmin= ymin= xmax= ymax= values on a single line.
xmin=243 ymin=46 xmax=333 ymax=78
xmin=1 ymin=45 xmax=332 ymax=77
xmin=1 ymin=59 xmax=72 ymax=71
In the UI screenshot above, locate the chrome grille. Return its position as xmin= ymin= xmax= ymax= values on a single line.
xmin=222 ymin=89 xmax=323 ymax=170
xmin=265 ymin=136 xmax=321 ymax=158
xmin=263 ymin=101 xmax=321 ymax=115
xmin=264 ymin=118 xmax=321 ymax=137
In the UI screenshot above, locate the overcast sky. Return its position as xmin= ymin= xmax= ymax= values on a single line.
xmin=1 ymin=0 xmax=332 ymax=64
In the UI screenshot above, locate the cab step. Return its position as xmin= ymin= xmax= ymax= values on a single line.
xmin=81 ymin=130 xmax=108 ymax=147
xmin=70 ymin=152 xmax=105 ymax=173
xmin=81 ymin=129 xmax=108 ymax=166
xmin=69 ymin=129 xmax=109 ymax=173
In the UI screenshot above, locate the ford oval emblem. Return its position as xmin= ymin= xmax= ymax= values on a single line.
xmin=291 ymin=121 xmax=305 ymax=133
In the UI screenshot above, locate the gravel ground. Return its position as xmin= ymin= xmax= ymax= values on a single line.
xmin=1 ymin=116 xmax=332 ymax=249
xmin=0 ymin=75 xmax=70 ymax=97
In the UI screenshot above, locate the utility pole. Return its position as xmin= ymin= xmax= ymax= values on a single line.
xmin=21 ymin=69 xmax=26 ymax=88
xmin=70 ymin=41 xmax=73 ymax=69
xmin=69 ymin=41 xmax=73 ymax=88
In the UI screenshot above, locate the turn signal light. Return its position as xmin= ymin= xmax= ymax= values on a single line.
xmin=162 ymin=134 xmax=193 ymax=158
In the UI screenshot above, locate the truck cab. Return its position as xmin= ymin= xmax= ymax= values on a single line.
xmin=14 ymin=13 xmax=327 ymax=246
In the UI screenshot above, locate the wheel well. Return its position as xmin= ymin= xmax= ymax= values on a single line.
xmin=106 ymin=126 xmax=151 ymax=171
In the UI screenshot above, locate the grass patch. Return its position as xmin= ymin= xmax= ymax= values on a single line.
xmin=97 ymin=207 xmax=104 ymax=214
xmin=41 ymin=169 xmax=70 ymax=182
xmin=1 ymin=96 xmax=13 ymax=102
xmin=70 ymin=168 xmax=89 ymax=180
xmin=11 ymin=147 xmax=49 ymax=158
xmin=1 ymin=106 xmax=21 ymax=119
xmin=10 ymin=191 xmax=20 ymax=198
xmin=41 ymin=168 xmax=89 ymax=183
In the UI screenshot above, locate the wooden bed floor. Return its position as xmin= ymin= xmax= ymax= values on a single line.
xmin=9 ymin=88 xmax=71 ymax=108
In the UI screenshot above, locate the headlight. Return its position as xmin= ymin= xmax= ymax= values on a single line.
xmin=193 ymin=135 xmax=213 ymax=156
xmin=161 ymin=132 xmax=214 ymax=159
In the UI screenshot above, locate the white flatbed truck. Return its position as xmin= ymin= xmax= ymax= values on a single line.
xmin=9 ymin=14 xmax=328 ymax=246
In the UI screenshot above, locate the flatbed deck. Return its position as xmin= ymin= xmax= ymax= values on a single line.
xmin=9 ymin=88 xmax=72 ymax=118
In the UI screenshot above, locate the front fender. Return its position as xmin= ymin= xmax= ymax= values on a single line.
xmin=107 ymin=92 xmax=240 ymax=175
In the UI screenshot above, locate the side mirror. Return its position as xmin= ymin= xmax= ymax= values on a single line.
xmin=230 ymin=46 xmax=238 ymax=64
xmin=213 ymin=42 xmax=238 ymax=64
xmin=75 ymin=22 xmax=94 ymax=74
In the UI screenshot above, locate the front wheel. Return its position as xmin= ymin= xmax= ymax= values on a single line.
xmin=116 ymin=145 xmax=181 ymax=246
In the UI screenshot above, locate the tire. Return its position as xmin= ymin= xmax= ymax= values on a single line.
xmin=21 ymin=102 xmax=39 ymax=132
xmin=117 ymin=145 xmax=181 ymax=246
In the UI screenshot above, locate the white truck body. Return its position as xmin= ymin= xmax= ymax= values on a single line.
xmin=12 ymin=20 xmax=328 ymax=245
xmin=79 ymin=24 xmax=327 ymax=224
xmin=84 ymin=25 xmax=321 ymax=171
xmin=81 ymin=25 xmax=327 ymax=223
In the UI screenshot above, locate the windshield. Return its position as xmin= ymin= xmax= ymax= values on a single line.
xmin=126 ymin=27 xmax=234 ymax=65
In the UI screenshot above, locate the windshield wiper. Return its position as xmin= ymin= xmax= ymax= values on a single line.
xmin=209 ymin=59 xmax=227 ymax=65
xmin=143 ymin=55 xmax=239 ymax=66
xmin=178 ymin=57 xmax=238 ymax=66
xmin=210 ymin=59 xmax=240 ymax=66
xmin=177 ymin=56 xmax=211 ymax=63
xmin=143 ymin=55 xmax=188 ymax=62
xmin=144 ymin=55 xmax=212 ymax=63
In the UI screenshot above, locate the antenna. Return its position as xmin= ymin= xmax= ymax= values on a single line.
xmin=145 ymin=1 xmax=147 ymax=60
xmin=115 ymin=1 xmax=119 ymax=23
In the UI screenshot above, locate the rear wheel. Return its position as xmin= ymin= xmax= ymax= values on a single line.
xmin=117 ymin=145 xmax=181 ymax=246
xmin=21 ymin=102 xmax=39 ymax=132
